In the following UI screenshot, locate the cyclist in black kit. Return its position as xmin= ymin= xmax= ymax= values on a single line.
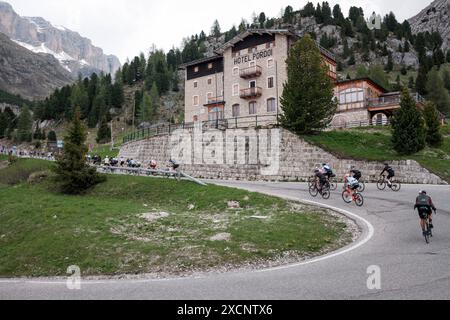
xmin=380 ymin=163 xmax=395 ymax=187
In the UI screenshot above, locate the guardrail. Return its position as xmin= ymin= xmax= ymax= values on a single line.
xmin=122 ymin=115 xmax=280 ymax=144
xmin=330 ymin=118 xmax=390 ymax=129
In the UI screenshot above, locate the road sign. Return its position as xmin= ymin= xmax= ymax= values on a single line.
xmin=57 ymin=140 xmax=64 ymax=148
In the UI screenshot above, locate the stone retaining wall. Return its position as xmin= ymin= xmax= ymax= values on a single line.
xmin=118 ymin=127 xmax=446 ymax=185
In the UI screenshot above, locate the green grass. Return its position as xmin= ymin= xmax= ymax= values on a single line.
xmin=304 ymin=127 xmax=450 ymax=182
xmin=0 ymin=159 xmax=350 ymax=277
xmin=0 ymin=158 xmax=51 ymax=185
xmin=90 ymin=144 xmax=119 ymax=159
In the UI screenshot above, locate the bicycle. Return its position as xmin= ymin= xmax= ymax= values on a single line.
xmin=309 ymin=181 xmax=331 ymax=200
xmin=377 ymin=175 xmax=401 ymax=192
xmin=356 ymin=180 xmax=366 ymax=193
xmin=327 ymin=175 xmax=338 ymax=191
xmin=342 ymin=187 xmax=364 ymax=207
xmin=422 ymin=213 xmax=433 ymax=244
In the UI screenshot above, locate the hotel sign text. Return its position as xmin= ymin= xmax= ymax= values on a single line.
xmin=233 ymin=49 xmax=273 ymax=65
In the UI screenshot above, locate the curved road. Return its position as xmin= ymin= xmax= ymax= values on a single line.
xmin=1 ymin=181 xmax=449 ymax=300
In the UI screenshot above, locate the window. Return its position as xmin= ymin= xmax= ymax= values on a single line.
xmin=267 ymin=98 xmax=277 ymax=112
xmin=249 ymin=101 xmax=257 ymax=115
xmin=233 ymin=67 xmax=239 ymax=76
xmin=339 ymin=88 xmax=364 ymax=104
xmin=232 ymin=84 xmax=239 ymax=96
xmin=208 ymin=63 xmax=213 ymax=69
xmin=208 ymin=107 xmax=224 ymax=121
xmin=249 ymin=80 xmax=256 ymax=88
xmin=194 ymin=66 xmax=199 ymax=73
xmin=267 ymin=59 xmax=274 ymax=68
xmin=206 ymin=92 xmax=213 ymax=103
xmin=207 ymin=78 xmax=212 ymax=85
xmin=193 ymin=81 xmax=198 ymax=88
xmin=193 ymin=95 xmax=199 ymax=106
xmin=232 ymin=104 xmax=240 ymax=117
xmin=267 ymin=77 xmax=274 ymax=89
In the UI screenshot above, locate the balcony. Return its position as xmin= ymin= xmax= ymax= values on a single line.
xmin=204 ymin=96 xmax=225 ymax=106
xmin=240 ymin=65 xmax=262 ymax=79
xmin=367 ymin=92 xmax=425 ymax=110
xmin=240 ymin=87 xmax=263 ymax=100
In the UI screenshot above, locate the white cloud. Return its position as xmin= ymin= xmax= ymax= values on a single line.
xmin=5 ymin=0 xmax=430 ymax=64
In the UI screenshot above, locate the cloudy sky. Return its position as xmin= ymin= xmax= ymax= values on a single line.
xmin=6 ymin=0 xmax=431 ymax=63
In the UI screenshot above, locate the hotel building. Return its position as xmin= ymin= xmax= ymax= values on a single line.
xmin=181 ymin=29 xmax=423 ymax=128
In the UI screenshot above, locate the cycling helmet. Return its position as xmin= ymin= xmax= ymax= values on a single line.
xmin=419 ymin=190 xmax=427 ymax=195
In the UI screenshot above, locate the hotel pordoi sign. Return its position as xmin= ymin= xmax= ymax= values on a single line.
xmin=233 ymin=49 xmax=273 ymax=65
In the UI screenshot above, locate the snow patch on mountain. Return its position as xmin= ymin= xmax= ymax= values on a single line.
xmin=12 ymin=39 xmax=77 ymax=63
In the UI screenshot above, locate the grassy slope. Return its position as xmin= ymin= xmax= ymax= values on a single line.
xmin=0 ymin=160 xmax=350 ymax=277
xmin=303 ymin=126 xmax=450 ymax=182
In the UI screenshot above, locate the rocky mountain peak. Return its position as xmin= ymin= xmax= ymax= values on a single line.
xmin=409 ymin=0 xmax=450 ymax=51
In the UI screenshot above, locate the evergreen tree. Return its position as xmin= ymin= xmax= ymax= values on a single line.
xmin=356 ymin=65 xmax=369 ymax=78
xmin=96 ymin=117 xmax=111 ymax=144
xmin=111 ymin=82 xmax=124 ymax=109
xmin=442 ymin=68 xmax=450 ymax=92
xmin=391 ymin=88 xmax=426 ymax=155
xmin=369 ymin=64 xmax=391 ymax=91
xmin=433 ymin=49 xmax=445 ymax=66
xmin=385 ymin=53 xmax=394 ymax=72
xmin=447 ymin=50 xmax=450 ymax=63
xmin=48 ymin=130 xmax=57 ymax=142
xmin=301 ymin=2 xmax=315 ymax=17
xmin=404 ymin=41 xmax=410 ymax=52
xmin=336 ymin=61 xmax=343 ymax=72
xmin=408 ymin=76 xmax=415 ymax=89
xmin=321 ymin=2 xmax=333 ymax=25
xmin=426 ymin=67 xmax=450 ymax=115
xmin=33 ymin=123 xmax=43 ymax=140
xmin=137 ymin=91 xmax=153 ymax=124
xmin=258 ymin=12 xmax=266 ymax=28
xmin=348 ymin=54 xmax=356 ymax=66
xmin=53 ymin=107 xmax=105 ymax=194
xmin=0 ymin=111 xmax=7 ymax=139
xmin=423 ymin=102 xmax=443 ymax=148
xmin=280 ymin=35 xmax=337 ymax=134
xmin=283 ymin=6 xmax=294 ymax=24
xmin=70 ymin=84 xmax=89 ymax=119
xmin=416 ymin=64 xmax=429 ymax=96
xmin=349 ymin=6 xmax=363 ymax=25
xmin=332 ymin=4 xmax=344 ymax=25
xmin=211 ymin=20 xmax=221 ymax=37
xmin=16 ymin=106 xmax=33 ymax=143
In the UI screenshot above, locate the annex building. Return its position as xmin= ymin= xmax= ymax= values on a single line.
xmin=180 ymin=29 xmax=423 ymax=128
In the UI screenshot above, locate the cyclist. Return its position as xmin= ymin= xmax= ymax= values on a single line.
xmin=314 ymin=168 xmax=328 ymax=193
xmin=344 ymin=173 xmax=360 ymax=199
xmin=350 ymin=167 xmax=362 ymax=182
xmin=322 ymin=163 xmax=335 ymax=179
xmin=414 ymin=190 xmax=437 ymax=236
xmin=380 ymin=163 xmax=395 ymax=187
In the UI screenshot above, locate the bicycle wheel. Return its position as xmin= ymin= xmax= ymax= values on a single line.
xmin=308 ymin=176 xmax=315 ymax=188
xmin=391 ymin=181 xmax=401 ymax=192
xmin=322 ymin=187 xmax=331 ymax=200
xmin=355 ymin=193 xmax=364 ymax=207
xmin=342 ymin=190 xmax=352 ymax=203
xmin=377 ymin=179 xmax=386 ymax=190
xmin=309 ymin=185 xmax=319 ymax=197
xmin=357 ymin=181 xmax=366 ymax=193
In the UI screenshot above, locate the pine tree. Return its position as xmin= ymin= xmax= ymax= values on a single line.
xmin=0 ymin=111 xmax=7 ymax=139
xmin=385 ymin=53 xmax=394 ymax=72
xmin=442 ymin=68 xmax=450 ymax=92
xmin=348 ymin=54 xmax=356 ymax=66
xmin=96 ymin=117 xmax=111 ymax=144
xmin=70 ymin=84 xmax=89 ymax=119
xmin=283 ymin=6 xmax=294 ymax=24
xmin=211 ymin=20 xmax=221 ymax=37
xmin=280 ymin=35 xmax=337 ymax=134
xmin=447 ymin=50 xmax=450 ymax=63
xmin=53 ymin=107 xmax=105 ymax=194
xmin=416 ymin=64 xmax=428 ymax=96
xmin=391 ymin=88 xmax=426 ymax=155
xmin=426 ymin=67 xmax=450 ymax=115
xmin=16 ymin=106 xmax=32 ymax=143
xmin=408 ymin=76 xmax=415 ymax=89
xmin=423 ymin=102 xmax=443 ymax=148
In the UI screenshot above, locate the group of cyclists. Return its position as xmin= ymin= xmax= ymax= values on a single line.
xmin=311 ymin=162 xmax=438 ymax=242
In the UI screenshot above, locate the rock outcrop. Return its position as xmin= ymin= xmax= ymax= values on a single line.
xmin=0 ymin=32 xmax=72 ymax=100
xmin=0 ymin=1 xmax=121 ymax=78
xmin=409 ymin=0 xmax=450 ymax=51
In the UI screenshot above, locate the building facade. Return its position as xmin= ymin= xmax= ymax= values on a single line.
xmin=181 ymin=29 xmax=337 ymax=126
xmin=181 ymin=29 xmax=423 ymax=128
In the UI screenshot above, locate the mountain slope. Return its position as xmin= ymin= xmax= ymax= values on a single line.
xmin=0 ymin=32 xmax=72 ymax=100
xmin=409 ymin=0 xmax=450 ymax=51
xmin=0 ymin=1 xmax=121 ymax=77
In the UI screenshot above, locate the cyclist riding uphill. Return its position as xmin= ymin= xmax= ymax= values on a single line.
xmin=414 ymin=190 xmax=437 ymax=235
xmin=380 ymin=163 xmax=395 ymax=187
xmin=322 ymin=163 xmax=335 ymax=179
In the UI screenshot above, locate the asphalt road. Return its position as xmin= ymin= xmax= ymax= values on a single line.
xmin=1 ymin=181 xmax=449 ymax=300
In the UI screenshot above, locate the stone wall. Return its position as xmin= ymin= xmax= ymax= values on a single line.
xmin=118 ymin=127 xmax=446 ymax=185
